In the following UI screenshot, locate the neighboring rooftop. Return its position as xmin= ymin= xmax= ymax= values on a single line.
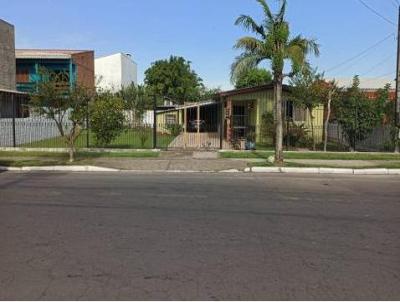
xmin=16 ymin=49 xmax=93 ymax=60
xmin=331 ymin=77 xmax=395 ymax=89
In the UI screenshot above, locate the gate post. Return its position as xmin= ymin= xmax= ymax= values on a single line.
xmin=153 ymin=95 xmax=157 ymax=149
xmin=184 ymin=107 xmax=187 ymax=149
xmin=12 ymin=93 xmax=16 ymax=148
xmin=219 ymin=102 xmax=223 ymax=149
xmin=197 ymin=104 xmax=200 ymax=148
xmin=86 ymin=98 xmax=89 ymax=148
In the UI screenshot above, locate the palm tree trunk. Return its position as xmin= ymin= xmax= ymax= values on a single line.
xmin=274 ymin=77 xmax=284 ymax=165
xmin=323 ymin=91 xmax=332 ymax=152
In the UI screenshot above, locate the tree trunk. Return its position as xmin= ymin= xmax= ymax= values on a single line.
xmin=395 ymin=127 xmax=400 ymax=153
xmin=274 ymin=78 xmax=284 ymax=165
xmin=69 ymin=146 xmax=74 ymax=163
xmin=323 ymin=91 xmax=332 ymax=152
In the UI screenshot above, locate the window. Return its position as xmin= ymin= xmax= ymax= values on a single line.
xmin=16 ymin=68 xmax=29 ymax=83
xmin=166 ymin=114 xmax=176 ymax=125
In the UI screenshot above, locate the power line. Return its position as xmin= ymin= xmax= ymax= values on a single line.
xmin=360 ymin=53 xmax=396 ymax=76
xmin=326 ymin=33 xmax=395 ymax=73
xmin=391 ymin=0 xmax=400 ymax=7
xmin=358 ymin=0 xmax=396 ymax=26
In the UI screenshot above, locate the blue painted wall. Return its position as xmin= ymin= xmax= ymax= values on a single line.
xmin=16 ymin=58 xmax=77 ymax=93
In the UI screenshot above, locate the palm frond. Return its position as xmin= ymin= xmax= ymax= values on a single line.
xmin=234 ymin=36 xmax=265 ymax=53
xmin=289 ymin=35 xmax=320 ymax=57
xmin=230 ymin=53 xmax=264 ymax=83
xmin=256 ymin=0 xmax=274 ymax=20
xmin=277 ymin=0 xmax=287 ymax=21
xmin=234 ymin=15 xmax=265 ymax=38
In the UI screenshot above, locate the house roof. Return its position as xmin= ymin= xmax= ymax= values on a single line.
xmin=157 ymin=100 xmax=218 ymax=113
xmin=218 ymin=83 xmax=290 ymax=98
xmin=16 ymin=49 xmax=93 ymax=60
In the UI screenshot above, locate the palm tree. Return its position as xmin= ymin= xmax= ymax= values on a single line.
xmin=231 ymin=0 xmax=319 ymax=164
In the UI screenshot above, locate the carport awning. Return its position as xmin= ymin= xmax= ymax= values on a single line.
xmin=157 ymin=100 xmax=218 ymax=113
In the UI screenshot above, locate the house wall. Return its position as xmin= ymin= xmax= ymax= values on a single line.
xmin=71 ymin=51 xmax=95 ymax=89
xmin=16 ymin=59 xmax=76 ymax=93
xmin=95 ymin=53 xmax=137 ymax=92
xmin=120 ymin=53 xmax=137 ymax=88
xmin=0 ymin=90 xmax=29 ymax=118
xmin=156 ymin=111 xmax=179 ymax=133
xmin=222 ymin=89 xmax=324 ymax=143
xmin=0 ymin=19 xmax=16 ymax=90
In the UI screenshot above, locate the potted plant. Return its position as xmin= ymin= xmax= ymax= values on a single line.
xmin=245 ymin=130 xmax=256 ymax=150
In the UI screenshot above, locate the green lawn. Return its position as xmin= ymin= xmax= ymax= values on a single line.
xmin=20 ymin=129 xmax=175 ymax=149
xmin=0 ymin=150 xmax=159 ymax=167
xmin=220 ymin=150 xmax=400 ymax=161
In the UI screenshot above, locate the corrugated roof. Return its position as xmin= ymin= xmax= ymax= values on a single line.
xmin=15 ymin=49 xmax=92 ymax=59
xmin=219 ymin=83 xmax=290 ymax=97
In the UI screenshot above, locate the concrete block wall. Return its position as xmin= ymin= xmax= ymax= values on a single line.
xmin=0 ymin=19 xmax=16 ymax=90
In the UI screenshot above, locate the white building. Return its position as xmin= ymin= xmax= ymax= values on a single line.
xmin=95 ymin=53 xmax=137 ymax=92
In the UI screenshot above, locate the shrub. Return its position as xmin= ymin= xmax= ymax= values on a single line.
xmin=167 ymin=124 xmax=183 ymax=137
xmin=90 ymin=93 xmax=125 ymax=147
xmin=260 ymin=112 xmax=275 ymax=145
xmin=285 ymin=123 xmax=310 ymax=147
xmin=136 ymin=126 xmax=150 ymax=148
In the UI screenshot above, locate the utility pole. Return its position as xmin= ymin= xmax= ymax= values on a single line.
xmin=395 ymin=6 xmax=400 ymax=151
xmin=153 ymin=95 xmax=157 ymax=149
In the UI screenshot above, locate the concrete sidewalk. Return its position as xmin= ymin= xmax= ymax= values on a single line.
xmin=2 ymin=150 xmax=400 ymax=174
xmin=88 ymin=151 xmax=248 ymax=172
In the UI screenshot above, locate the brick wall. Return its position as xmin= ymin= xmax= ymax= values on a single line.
xmin=0 ymin=19 xmax=16 ymax=90
xmin=71 ymin=51 xmax=95 ymax=89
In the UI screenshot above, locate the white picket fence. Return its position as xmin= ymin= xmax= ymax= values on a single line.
xmin=0 ymin=117 xmax=69 ymax=147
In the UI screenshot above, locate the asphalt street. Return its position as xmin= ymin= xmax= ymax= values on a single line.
xmin=0 ymin=172 xmax=399 ymax=300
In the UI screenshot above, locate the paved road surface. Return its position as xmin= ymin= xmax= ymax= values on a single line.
xmin=0 ymin=172 xmax=399 ymax=300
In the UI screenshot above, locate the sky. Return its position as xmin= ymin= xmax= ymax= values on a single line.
xmin=1 ymin=0 xmax=398 ymax=89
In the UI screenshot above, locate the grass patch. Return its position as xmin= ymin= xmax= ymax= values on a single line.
xmin=220 ymin=151 xmax=400 ymax=161
xmin=0 ymin=150 xmax=159 ymax=159
xmin=0 ymin=159 xmax=68 ymax=167
xmin=0 ymin=150 xmax=160 ymax=167
xmin=20 ymin=129 xmax=175 ymax=149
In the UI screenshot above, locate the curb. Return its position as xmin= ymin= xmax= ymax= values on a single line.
xmin=247 ymin=167 xmax=400 ymax=175
xmin=0 ymin=165 xmax=119 ymax=172
xmin=1 ymin=166 xmax=400 ymax=175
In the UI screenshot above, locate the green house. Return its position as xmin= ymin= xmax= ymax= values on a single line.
xmin=156 ymin=84 xmax=324 ymax=150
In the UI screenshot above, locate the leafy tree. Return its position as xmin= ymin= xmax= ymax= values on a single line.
xmin=321 ymin=81 xmax=340 ymax=152
xmin=90 ymin=92 xmax=125 ymax=147
xmin=119 ymin=84 xmax=151 ymax=125
xmin=30 ymin=68 xmax=91 ymax=162
xmin=377 ymin=84 xmax=399 ymax=152
xmin=289 ymin=68 xmax=324 ymax=150
xmin=144 ymin=56 xmax=203 ymax=104
xmin=231 ymin=0 xmax=319 ymax=164
xmin=334 ymin=76 xmax=381 ymax=151
xmin=234 ymin=67 xmax=272 ymax=88
xmin=198 ymin=86 xmax=221 ymax=101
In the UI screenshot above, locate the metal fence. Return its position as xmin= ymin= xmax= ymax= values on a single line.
xmin=0 ymin=93 xmax=397 ymax=152
xmin=327 ymin=122 xmax=395 ymax=152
